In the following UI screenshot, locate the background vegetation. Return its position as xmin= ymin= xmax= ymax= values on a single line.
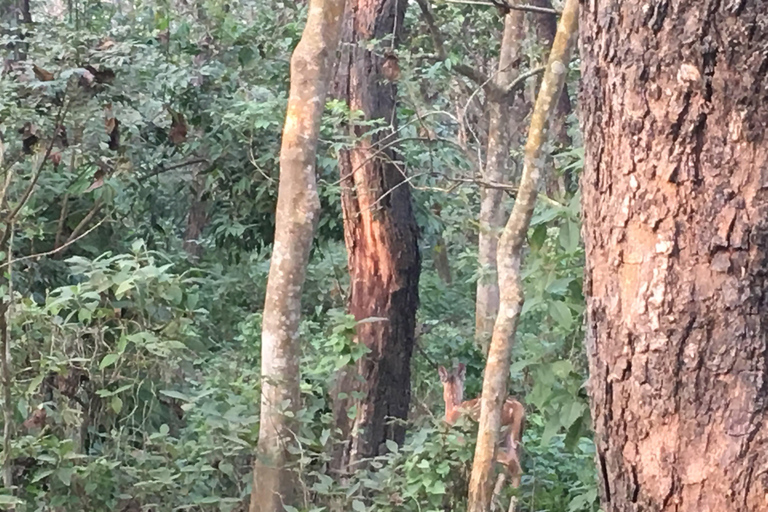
xmin=0 ymin=0 xmax=596 ymax=510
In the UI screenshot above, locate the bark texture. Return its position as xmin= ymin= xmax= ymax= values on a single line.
xmin=467 ymin=1 xmax=579 ymax=510
xmin=331 ymin=0 xmax=421 ymax=467
xmin=475 ymin=10 xmax=526 ymax=354
xmin=580 ymin=2 xmax=768 ymax=511
xmin=250 ymin=1 xmax=345 ymax=510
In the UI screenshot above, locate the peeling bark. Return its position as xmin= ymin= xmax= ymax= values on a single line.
xmin=580 ymin=2 xmax=768 ymax=511
xmin=249 ymin=1 xmax=345 ymax=511
xmin=475 ymin=10 xmax=526 ymax=355
xmin=467 ymin=1 xmax=579 ymax=510
xmin=330 ymin=0 xmax=421 ymax=469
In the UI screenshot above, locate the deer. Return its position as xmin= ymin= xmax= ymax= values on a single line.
xmin=438 ymin=363 xmax=525 ymax=512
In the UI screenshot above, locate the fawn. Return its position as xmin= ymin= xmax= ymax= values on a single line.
xmin=438 ymin=363 xmax=525 ymax=510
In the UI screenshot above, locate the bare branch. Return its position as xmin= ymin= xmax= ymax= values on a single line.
xmin=61 ymin=199 xmax=104 ymax=248
xmin=443 ymin=0 xmax=559 ymax=15
xmin=0 ymin=216 xmax=108 ymax=270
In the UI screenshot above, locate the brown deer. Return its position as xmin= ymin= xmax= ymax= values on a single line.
xmin=438 ymin=363 xmax=525 ymax=511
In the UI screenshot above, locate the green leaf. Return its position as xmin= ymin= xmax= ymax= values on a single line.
xmin=99 ymin=353 xmax=119 ymax=370
xmin=115 ymin=279 xmax=134 ymax=297
xmin=529 ymin=224 xmax=547 ymax=251
xmin=549 ymin=301 xmax=573 ymax=329
xmin=0 ymin=495 xmax=22 ymax=505
xmin=540 ymin=414 xmax=560 ymax=447
xmin=559 ymin=220 xmax=581 ymax=252
xmin=56 ymin=467 xmax=75 ymax=486
xmin=385 ymin=439 xmax=399 ymax=454
xmin=352 ymin=500 xmax=366 ymax=512
xmin=560 ymin=401 xmax=587 ymax=429
xmin=551 ymin=360 xmax=573 ymax=378
xmin=159 ymin=390 xmax=191 ymax=401
xmin=111 ymin=396 xmax=123 ymax=414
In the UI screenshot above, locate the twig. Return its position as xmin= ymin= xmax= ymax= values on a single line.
xmin=2 ymin=99 xmax=69 ymax=243
xmin=62 ymin=199 xmax=103 ymax=248
xmin=443 ymin=0 xmax=559 ymax=14
xmin=415 ymin=0 xmax=498 ymax=91
xmin=506 ymin=66 xmax=546 ymax=95
xmin=0 ymin=225 xmax=13 ymax=492
xmin=54 ymin=193 xmax=70 ymax=249
xmin=0 ymin=216 xmax=108 ymax=270
xmin=140 ymin=158 xmax=209 ymax=180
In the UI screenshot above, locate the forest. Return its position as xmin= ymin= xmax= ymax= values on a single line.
xmin=0 ymin=0 xmax=766 ymax=511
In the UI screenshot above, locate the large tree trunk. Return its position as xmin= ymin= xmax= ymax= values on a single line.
xmin=475 ymin=10 xmax=526 ymax=354
xmin=467 ymin=1 xmax=579 ymax=510
xmin=580 ymin=2 xmax=768 ymax=511
xmin=331 ymin=0 xmax=421 ymax=468
xmin=249 ymin=1 xmax=345 ymax=511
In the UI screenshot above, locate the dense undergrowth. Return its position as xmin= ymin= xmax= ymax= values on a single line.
xmin=0 ymin=0 xmax=598 ymax=510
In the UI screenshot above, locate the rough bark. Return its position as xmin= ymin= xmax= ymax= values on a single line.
xmin=249 ymin=1 xmax=345 ymax=510
xmin=330 ymin=0 xmax=421 ymax=468
xmin=579 ymin=2 xmax=768 ymax=511
xmin=467 ymin=1 xmax=579 ymax=510
xmin=475 ymin=10 xmax=526 ymax=355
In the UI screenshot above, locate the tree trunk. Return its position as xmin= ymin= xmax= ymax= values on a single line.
xmin=532 ymin=0 xmax=573 ymax=196
xmin=467 ymin=1 xmax=579 ymax=510
xmin=331 ymin=0 xmax=421 ymax=468
xmin=182 ymin=168 xmax=208 ymax=261
xmin=249 ymin=1 xmax=345 ymax=511
xmin=580 ymin=2 xmax=768 ymax=511
xmin=474 ymin=11 xmax=526 ymax=354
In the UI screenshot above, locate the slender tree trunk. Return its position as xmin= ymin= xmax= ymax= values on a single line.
xmin=182 ymin=168 xmax=208 ymax=261
xmin=531 ymin=0 xmax=573 ymax=196
xmin=580 ymin=2 xmax=768 ymax=511
xmin=249 ymin=1 xmax=345 ymax=510
xmin=475 ymin=10 xmax=526 ymax=355
xmin=467 ymin=1 xmax=579 ymax=510
xmin=331 ymin=0 xmax=421 ymax=468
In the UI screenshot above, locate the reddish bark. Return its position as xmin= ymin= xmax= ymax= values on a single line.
xmin=580 ymin=2 xmax=768 ymax=510
xmin=331 ymin=0 xmax=421 ymax=466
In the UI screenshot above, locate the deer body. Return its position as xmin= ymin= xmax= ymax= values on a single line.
xmin=438 ymin=364 xmax=525 ymax=490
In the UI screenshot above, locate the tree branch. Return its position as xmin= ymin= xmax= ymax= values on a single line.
xmin=0 ymin=216 xmax=108 ymax=270
xmin=444 ymin=0 xmax=559 ymax=14
xmin=2 ymin=100 xmax=68 ymax=237
xmin=414 ymin=0 xmax=494 ymax=88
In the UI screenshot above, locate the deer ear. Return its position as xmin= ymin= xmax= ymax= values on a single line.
xmin=438 ymin=366 xmax=449 ymax=382
xmin=457 ymin=363 xmax=466 ymax=380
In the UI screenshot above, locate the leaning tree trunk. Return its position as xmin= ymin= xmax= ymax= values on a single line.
xmin=475 ymin=10 xmax=526 ymax=355
xmin=331 ymin=0 xmax=421 ymax=468
xmin=249 ymin=1 xmax=345 ymax=511
xmin=532 ymin=0 xmax=574 ymax=196
xmin=467 ymin=1 xmax=579 ymax=510
xmin=580 ymin=2 xmax=768 ymax=511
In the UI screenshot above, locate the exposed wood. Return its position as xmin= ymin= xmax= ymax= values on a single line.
xmin=467 ymin=0 xmax=579 ymax=509
xmin=249 ymin=1 xmax=346 ymax=510
xmin=330 ymin=0 xmax=421 ymax=470
xmin=580 ymin=2 xmax=768 ymax=511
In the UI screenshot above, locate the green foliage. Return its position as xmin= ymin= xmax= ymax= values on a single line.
xmin=0 ymin=0 xmax=599 ymax=511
